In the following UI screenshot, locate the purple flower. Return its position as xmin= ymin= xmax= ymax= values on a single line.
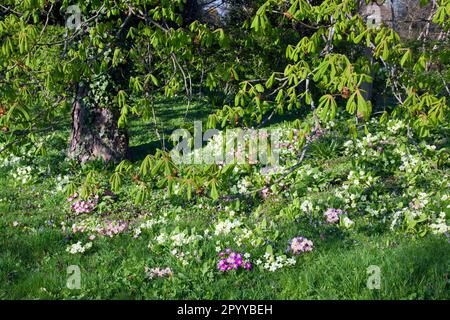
xmin=289 ymin=237 xmax=314 ymax=255
xmin=324 ymin=208 xmax=345 ymax=224
xmin=216 ymin=249 xmax=252 ymax=272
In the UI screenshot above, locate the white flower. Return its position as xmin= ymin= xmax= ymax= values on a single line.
xmin=66 ymin=241 xmax=92 ymax=254
xmin=268 ymin=264 xmax=277 ymax=272
xmin=430 ymin=212 xmax=449 ymax=234
xmin=286 ymin=257 xmax=296 ymax=266
xmin=214 ymin=219 xmax=241 ymax=236
xmin=133 ymin=228 xmax=142 ymax=238
xmin=300 ymin=200 xmax=313 ymax=212
xmin=342 ymin=216 xmax=355 ymax=228
xmin=155 ymin=233 xmax=167 ymax=244
xmin=171 ymin=233 xmax=187 ymax=246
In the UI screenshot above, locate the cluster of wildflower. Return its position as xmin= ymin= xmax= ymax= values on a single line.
xmin=55 ymin=175 xmax=71 ymax=192
xmin=276 ymin=129 xmax=302 ymax=157
xmin=408 ymin=192 xmax=430 ymax=210
xmin=387 ymin=119 xmax=405 ymax=134
xmin=11 ymin=165 xmax=32 ymax=184
xmin=72 ymin=224 xmax=87 ymax=233
xmin=288 ymin=237 xmax=314 ymax=255
xmin=347 ymin=170 xmax=376 ymax=187
xmin=324 ymin=208 xmax=345 ymax=224
xmin=66 ymin=241 xmax=92 ymax=254
xmin=97 ymin=220 xmax=128 ymax=237
xmin=430 ymin=212 xmax=449 ymax=235
xmin=155 ymin=232 xmax=168 ymax=245
xmin=145 ymin=266 xmax=173 ymax=279
xmin=170 ymin=248 xmax=191 ymax=266
xmin=68 ymin=193 xmax=99 ymax=214
xmin=391 ymin=192 xmax=433 ymax=230
xmin=67 ymin=216 xmax=98 ymax=235
xmin=0 ymin=155 xmax=20 ymax=168
xmin=342 ymin=128 xmax=398 ymax=168
xmin=133 ymin=217 xmax=167 ymax=238
xmin=217 ymin=249 xmax=252 ymax=272
xmin=237 ymin=177 xmax=252 ymax=194
xmin=170 ymin=232 xmax=203 ymax=247
xmin=398 ymin=151 xmax=422 ymax=173
xmin=214 ymin=219 xmax=242 ymax=236
xmin=70 ymin=218 xmax=128 ymax=238
xmin=154 ymin=230 xmax=203 ymax=247
xmin=341 ymin=216 xmax=355 ymax=228
xmin=259 ymin=165 xmax=283 ymax=176
xmin=334 ymin=187 xmax=360 ymax=209
xmin=256 ymin=252 xmax=296 ymax=272
xmin=233 ymin=226 xmax=256 ymax=247
xmin=178 ymin=127 xmax=283 ymax=166
xmin=300 ymin=199 xmax=314 ymax=212
xmin=300 ymin=164 xmax=322 ymax=179
xmin=306 ymin=128 xmax=326 ymax=142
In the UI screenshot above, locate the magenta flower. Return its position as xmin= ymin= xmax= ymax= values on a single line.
xmin=217 ymin=250 xmax=252 ymax=272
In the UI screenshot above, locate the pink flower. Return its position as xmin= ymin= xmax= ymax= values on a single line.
xmin=289 ymin=237 xmax=314 ymax=255
xmin=146 ymin=266 xmax=173 ymax=279
xmin=324 ymin=208 xmax=344 ymax=224
xmin=261 ymin=187 xmax=270 ymax=199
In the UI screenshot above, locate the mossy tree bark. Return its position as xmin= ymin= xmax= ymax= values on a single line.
xmin=68 ymin=83 xmax=128 ymax=163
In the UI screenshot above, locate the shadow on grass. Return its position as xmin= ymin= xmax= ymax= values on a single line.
xmin=127 ymin=140 xmax=165 ymax=162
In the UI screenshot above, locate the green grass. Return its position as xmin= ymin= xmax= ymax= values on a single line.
xmin=0 ymin=154 xmax=449 ymax=300
xmin=0 ymin=182 xmax=448 ymax=299
xmin=127 ymin=96 xmax=214 ymax=161
xmin=0 ymin=98 xmax=449 ymax=300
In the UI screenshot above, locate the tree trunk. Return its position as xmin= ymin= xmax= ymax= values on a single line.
xmin=68 ymin=83 xmax=128 ymax=163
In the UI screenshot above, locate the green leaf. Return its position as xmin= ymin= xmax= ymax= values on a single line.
xmin=346 ymin=93 xmax=357 ymax=114
xmin=354 ymin=30 xmax=366 ymax=44
xmin=209 ymin=179 xmax=219 ymax=200
xmin=255 ymin=84 xmax=264 ymax=93
xmin=149 ymin=74 xmax=159 ymax=86
xmin=266 ymin=73 xmax=275 ymax=89
xmin=251 ymin=15 xmax=260 ymax=31
xmin=400 ymin=49 xmax=412 ymax=67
